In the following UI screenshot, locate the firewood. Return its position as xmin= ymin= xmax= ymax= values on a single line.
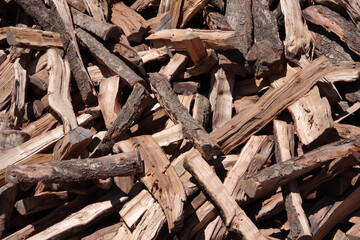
xmin=98 ymin=76 xmax=122 ymax=129
xmin=114 ymin=135 xmax=186 ymax=232
xmin=325 ymin=61 xmax=360 ymax=83
xmin=182 ymin=33 xmax=207 ymax=67
xmin=211 ymin=57 xmax=332 ymax=154
xmin=111 ymin=2 xmax=150 ymax=43
xmin=240 ymin=134 xmax=360 ymax=199
xmin=246 ymin=0 xmax=283 ymax=77
xmin=180 ymin=49 xmax=218 ymax=78
xmin=303 ymin=5 xmax=360 ymax=57
xmin=29 ymin=68 xmax=48 ymax=93
xmin=209 ymin=66 xmax=234 ymax=130
xmin=131 ymin=0 xmax=160 ymax=13
xmin=82 ymin=0 xmax=108 ymax=21
xmin=0 ymin=56 xmax=15 ymax=110
xmin=75 ymin=27 xmax=145 ymax=87
xmin=21 ymin=112 xmax=58 ymax=138
xmin=158 ymin=0 xmax=171 ymax=15
xmin=335 ymin=0 xmax=360 ymax=29
xmin=81 ymin=222 xmax=129 ymax=240
xmin=87 ymin=64 xmax=114 ymax=86
xmin=335 ymin=102 xmax=360 ymax=123
xmin=346 ymin=224 xmax=360 ymax=239
xmin=14 ymin=191 xmax=69 ymax=215
xmin=192 ymin=93 xmax=211 ymax=128
xmin=225 ymin=0 xmax=252 ymax=56
xmin=111 ymin=42 xmax=146 ymax=75
xmin=0 ymin=130 xmax=30 ymax=153
xmin=159 ymin=53 xmax=188 ymax=81
xmin=273 ymin=120 xmax=312 ymax=239
xmin=146 ymin=29 xmax=238 ymax=51
xmin=183 ymin=149 xmax=267 ymax=240
xmin=94 ymin=83 xmax=150 ymax=156
xmin=66 ymin=0 xmax=86 ymax=12
xmin=51 ymin=0 xmax=96 ymax=104
xmin=152 ymin=123 xmax=183 ymax=147
xmin=0 ymin=183 xmax=21 ymax=238
xmin=280 ymin=0 xmax=312 ymax=59
xmin=0 ymin=27 xmax=7 ymax=45
xmin=148 ymin=72 xmax=221 ymax=160
xmin=179 ymin=0 xmax=210 ymax=28
xmin=233 ymin=78 xmax=269 ymax=97
xmin=0 ymin=50 xmax=6 ymax=65
xmin=168 ymin=0 xmax=183 ymax=29
xmin=71 ymin=7 xmax=125 ymax=42
xmin=203 ymin=6 xmax=232 ymax=30
xmin=334 ymin=123 xmax=360 ymax=138
xmin=138 ymin=46 xmax=170 ymax=64
xmin=233 ymin=96 xmax=259 ymax=114
xmin=311 ymin=185 xmax=360 ymax=240
xmin=9 ymin=58 xmax=27 ymax=129
xmin=6 ymin=27 xmax=62 ymax=50
xmin=0 ymin=108 xmax=101 ymax=186
xmin=119 ymin=189 xmax=155 ymax=228
xmin=6 ymin=151 xmax=142 ymax=183
xmin=25 ymin=188 xmax=128 ymax=240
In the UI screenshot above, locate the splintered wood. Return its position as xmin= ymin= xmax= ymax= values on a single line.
xmin=1 ymin=0 xmax=360 ymax=239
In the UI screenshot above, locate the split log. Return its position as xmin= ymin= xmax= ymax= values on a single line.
xmin=225 ymin=0 xmax=252 ymax=56
xmin=240 ymin=134 xmax=360 ymax=199
xmin=0 ymin=56 xmax=16 ymax=109
xmin=183 ymin=149 xmax=267 ymax=240
xmin=9 ymin=58 xmax=27 ymax=129
xmin=22 ymin=112 xmax=58 ymax=138
xmin=180 ymin=49 xmax=218 ymax=78
xmin=94 ymin=83 xmax=150 ymax=156
xmin=346 ymin=224 xmax=360 ymax=239
xmin=0 ymin=108 xmax=101 ymax=186
xmin=152 ymin=123 xmax=183 ymax=147
xmin=246 ymin=0 xmax=283 ymax=77
xmin=87 ymin=64 xmax=114 ymax=86
xmin=288 ymin=85 xmax=334 ymax=145
xmin=209 ymin=66 xmax=234 ymax=131
xmin=303 ymin=5 xmax=360 ymax=57
xmin=0 ymin=183 xmax=21 ymax=238
xmin=30 ymin=68 xmax=49 ymax=93
xmin=146 ymin=29 xmax=238 ymax=51
xmin=14 ymin=191 xmax=69 ymax=215
xmin=325 ymin=61 xmax=360 ymax=83
xmin=131 ymin=0 xmax=160 ymax=13
xmin=75 ymin=27 xmax=145 ymax=87
xmin=114 ymin=135 xmax=186 ymax=232
xmin=111 ymin=2 xmax=150 ymax=43
xmin=51 ymin=0 xmax=96 ymax=104
xmin=192 ymin=93 xmax=211 ymax=128
xmin=26 ymin=188 xmax=128 ymax=240
xmin=98 ymin=76 xmax=122 ymax=129
xmin=179 ymin=0 xmax=210 ymax=28
xmin=6 ymin=27 xmax=63 ymax=50
xmin=66 ymin=0 xmax=86 ymax=12
xmin=168 ymin=0 xmax=183 ymax=29
xmin=280 ymin=0 xmax=312 ymax=59
xmin=273 ymin=120 xmax=312 ymax=240
xmin=173 ymin=81 xmax=199 ymax=95
xmin=71 ymin=7 xmax=125 ymax=42
xmin=111 ymin=42 xmax=146 ymax=76
xmin=148 ymin=72 xmax=221 ymax=160
xmin=211 ymin=57 xmax=332 ymax=154
xmin=158 ymin=0 xmax=171 ymax=15
xmin=312 ymin=185 xmax=360 ymax=240
xmin=233 ymin=77 xmax=269 ymax=97
xmin=182 ymin=33 xmax=207 ymax=67
xmin=82 ymin=0 xmax=108 ymax=21
xmin=138 ymin=46 xmax=170 ymax=64
xmin=159 ymin=53 xmax=188 ymax=81
xmin=6 ymin=151 xmax=142 ymax=183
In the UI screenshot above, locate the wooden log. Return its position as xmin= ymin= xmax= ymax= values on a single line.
xmin=138 ymin=46 xmax=170 ymax=64
xmin=203 ymin=5 xmax=232 ymax=30
xmin=182 ymin=33 xmax=207 ymax=67
xmin=0 ymin=108 xmax=101 ymax=186
xmin=152 ymin=123 xmax=183 ymax=147
xmin=0 ymin=183 xmax=21 ymax=238
xmin=240 ymin=134 xmax=360 ymax=199
xmin=346 ymin=224 xmax=360 ymax=239
xmin=14 ymin=191 xmax=69 ymax=215
xmin=280 ymin=0 xmax=312 ymax=59
xmin=111 ymin=42 xmax=146 ymax=76
xmin=273 ymin=120 xmax=312 ymax=240
xmin=288 ymin=85 xmax=334 ymax=145
xmin=67 ymin=0 xmax=86 ymax=12
xmin=148 ymin=72 xmax=221 ymax=160
xmin=211 ymin=57 xmax=332 ymax=154
xmin=0 ymin=27 xmax=7 ymax=45
xmin=6 ymin=151 xmax=142 ymax=183
xmin=25 ymin=188 xmax=128 ymax=240
xmin=209 ymin=66 xmax=234 ymax=131
xmin=0 ymin=56 xmax=15 ymax=110
xmin=0 ymin=130 xmax=30 ymax=154
xmin=312 ymin=185 xmax=360 ymax=240
xmin=146 ymin=29 xmax=238 ymax=51
xmin=30 ymin=68 xmax=48 ymax=93
xmin=179 ymin=0 xmax=210 ymax=28
xmin=51 ymin=0 xmax=96 ymax=104
xmin=114 ymin=135 xmax=186 ymax=233
xmin=225 ymin=0 xmax=252 ymax=56
xmin=6 ymin=27 xmax=62 ymax=50
xmin=303 ymin=5 xmax=360 ymax=57
xmin=75 ymin=27 xmax=145 ymax=87
xmin=131 ymin=0 xmax=160 ymax=13
xmin=159 ymin=53 xmax=188 ymax=81
xmin=9 ymin=58 xmax=27 ymax=129
xmin=183 ymin=149 xmax=267 ymax=240
xmin=158 ymin=0 xmax=171 ymax=15
xmin=168 ymin=0 xmax=183 ymax=29
xmin=94 ymin=83 xmax=150 ymax=156
xmin=180 ymin=49 xmax=218 ymax=78
xmin=325 ymin=61 xmax=360 ymax=83
xmin=82 ymin=0 xmax=108 ymax=21
xmin=22 ymin=112 xmax=58 ymax=138
xmin=192 ymin=93 xmax=211 ymax=128
xmin=87 ymin=64 xmax=114 ymax=86
xmin=111 ymin=2 xmax=150 ymax=43
xmin=98 ymin=76 xmax=122 ymax=129
xmin=0 ymin=50 xmax=5 ymax=65
xmin=246 ymin=0 xmax=283 ymax=77
xmin=81 ymin=222 xmax=130 ymax=240
xmin=71 ymin=7 xmax=125 ymax=42
xmin=334 ymin=123 xmax=360 ymax=138
xmin=47 ymin=48 xmax=77 ymax=134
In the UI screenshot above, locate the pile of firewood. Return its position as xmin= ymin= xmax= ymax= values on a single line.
xmin=1 ymin=0 xmax=360 ymax=239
